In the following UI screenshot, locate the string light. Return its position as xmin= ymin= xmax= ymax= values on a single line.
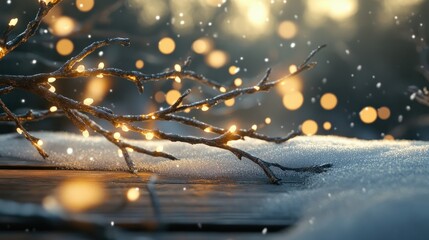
xmin=49 ymin=106 xmax=58 ymax=112
xmin=121 ymin=125 xmax=129 ymax=132
xmin=83 ymin=98 xmax=94 ymax=105
xmin=174 ymin=64 xmax=182 ymax=72
xmin=265 ymin=117 xmax=272 ymax=124
xmin=219 ymin=87 xmax=227 ymax=93
xmin=82 ymin=130 xmax=89 ymax=138
xmin=98 ymin=62 xmax=105 ymax=69
xmin=8 ymin=18 xmax=18 ymax=27
xmin=145 ymin=132 xmax=154 ymax=140
xmin=251 ymin=124 xmax=258 ymax=131
xmin=229 ymin=125 xmax=237 ymax=133
xmin=158 ymin=37 xmax=176 ymax=54
xmin=113 ymin=132 xmax=121 ymax=140
xmin=16 ymin=128 xmax=23 ymax=135
xmin=48 ymin=77 xmax=56 ymax=83
xmin=37 ymin=139 xmax=44 ymax=146
xmin=201 ymin=105 xmax=210 ymax=111
xmin=76 ymin=65 xmax=85 ymax=73
xmin=49 ymin=85 xmax=56 ymax=93
xmin=234 ymin=78 xmax=243 ymax=87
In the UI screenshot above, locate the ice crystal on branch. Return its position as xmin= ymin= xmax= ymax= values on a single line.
xmin=0 ymin=0 xmax=331 ymax=184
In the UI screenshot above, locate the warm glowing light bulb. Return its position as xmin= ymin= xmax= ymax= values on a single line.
xmin=37 ymin=139 xmax=44 ymax=146
xmin=49 ymin=85 xmax=56 ymax=93
xmin=49 ymin=106 xmax=58 ymax=112
xmin=204 ymin=127 xmax=211 ymax=132
xmin=16 ymin=128 xmax=23 ymax=135
xmin=145 ymin=132 xmax=154 ymax=140
xmin=82 ymin=130 xmax=89 ymax=138
xmin=174 ymin=64 xmax=182 ymax=72
xmin=224 ymin=98 xmax=235 ymax=107
xmin=229 ymin=125 xmax=237 ymax=133
xmin=83 ymin=98 xmax=94 ymax=105
xmin=9 ymin=18 xmax=18 ymax=27
xmin=98 ymin=62 xmax=104 ymax=69
xmin=121 ymin=125 xmax=129 ymax=132
xmin=265 ymin=117 xmax=272 ymax=125
xmin=220 ymin=87 xmax=226 ymax=93
xmin=174 ymin=76 xmax=181 ymax=83
xmin=48 ymin=77 xmax=56 ymax=83
xmin=201 ymin=105 xmax=210 ymax=111
xmin=76 ymin=65 xmax=85 ymax=73
xmin=251 ymin=124 xmax=258 ymax=131
xmin=289 ymin=64 xmax=298 ymax=74
xmin=113 ymin=132 xmax=121 ymax=140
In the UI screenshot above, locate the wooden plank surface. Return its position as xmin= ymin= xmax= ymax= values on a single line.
xmin=0 ymin=157 xmax=302 ymax=239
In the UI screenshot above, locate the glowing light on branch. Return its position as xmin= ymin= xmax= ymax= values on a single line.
xmin=49 ymin=106 xmax=58 ymax=112
xmin=9 ymin=18 xmax=18 ymax=27
xmin=48 ymin=77 xmax=56 ymax=83
xmin=76 ymin=65 xmax=85 ymax=73
xmin=98 ymin=62 xmax=105 ymax=69
xmin=225 ymin=98 xmax=235 ymax=107
xmin=113 ymin=132 xmax=121 ymax=140
xmin=251 ymin=124 xmax=257 ymax=131
xmin=83 ymin=98 xmax=94 ymax=105
xmin=16 ymin=128 xmax=23 ymax=135
xmin=265 ymin=117 xmax=272 ymax=125
xmin=145 ymin=132 xmax=154 ymax=140
xmin=174 ymin=64 xmax=182 ymax=72
xmin=229 ymin=125 xmax=237 ymax=133
xmin=82 ymin=130 xmax=89 ymax=138
xmin=289 ymin=64 xmax=298 ymax=74
xmin=359 ymin=106 xmax=377 ymax=124
xmin=37 ymin=139 xmax=44 ymax=146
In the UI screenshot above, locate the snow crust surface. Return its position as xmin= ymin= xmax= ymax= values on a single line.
xmin=1 ymin=132 xmax=429 ymax=239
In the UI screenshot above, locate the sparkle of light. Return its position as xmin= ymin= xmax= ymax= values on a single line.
xmin=57 ymin=179 xmax=105 ymax=212
xmin=83 ymin=98 xmax=94 ymax=105
xmin=323 ymin=121 xmax=332 ymax=130
xmin=52 ymin=16 xmax=75 ymax=37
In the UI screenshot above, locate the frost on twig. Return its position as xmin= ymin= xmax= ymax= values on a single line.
xmin=0 ymin=0 xmax=331 ymax=184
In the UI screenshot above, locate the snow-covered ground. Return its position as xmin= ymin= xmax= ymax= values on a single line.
xmin=1 ymin=132 xmax=429 ymax=239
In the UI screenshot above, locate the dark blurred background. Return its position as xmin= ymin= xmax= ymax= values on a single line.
xmin=1 ymin=0 xmax=429 ymax=140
